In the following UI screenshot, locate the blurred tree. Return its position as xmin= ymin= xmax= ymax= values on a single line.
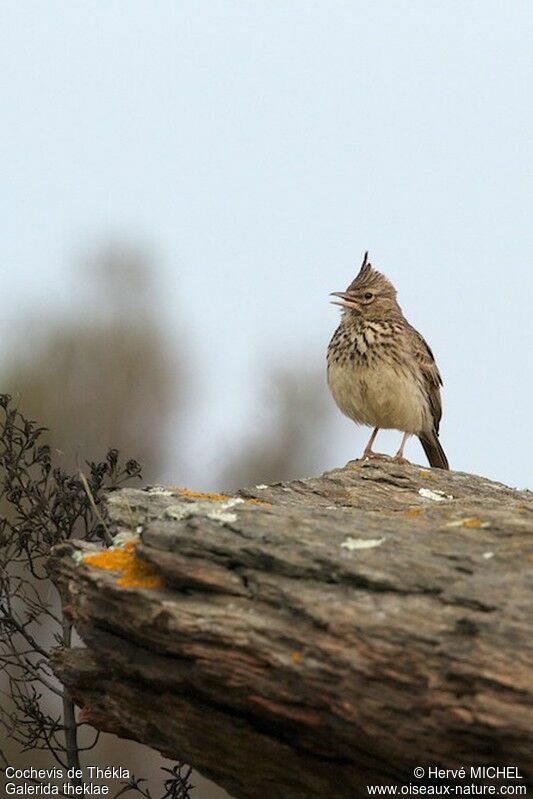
xmin=218 ymin=365 xmax=335 ymax=490
xmin=0 ymin=243 xmax=183 ymax=483
xmin=0 ymin=243 xmax=207 ymax=798
xmin=0 ymin=243 xmax=332 ymax=799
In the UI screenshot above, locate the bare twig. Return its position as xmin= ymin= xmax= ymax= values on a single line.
xmin=0 ymin=395 xmax=192 ymax=799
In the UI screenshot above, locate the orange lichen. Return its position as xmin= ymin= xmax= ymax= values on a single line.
xmin=290 ymin=650 xmax=302 ymax=664
xmin=83 ymin=540 xmax=163 ymax=589
xmin=446 ymin=517 xmax=491 ymax=530
xmin=462 ymin=517 xmax=485 ymax=529
xmin=404 ymin=507 xmax=423 ymax=517
xmin=173 ymin=487 xmax=269 ymax=505
xmin=177 ymin=488 xmax=232 ymax=501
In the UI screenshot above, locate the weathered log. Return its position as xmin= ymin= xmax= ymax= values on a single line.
xmin=49 ymin=460 xmax=533 ymax=797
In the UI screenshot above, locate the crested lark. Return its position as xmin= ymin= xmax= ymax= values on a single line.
xmin=327 ymin=252 xmax=449 ymax=469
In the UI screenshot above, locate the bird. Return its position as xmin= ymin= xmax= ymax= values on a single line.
xmin=327 ymin=252 xmax=449 ymax=469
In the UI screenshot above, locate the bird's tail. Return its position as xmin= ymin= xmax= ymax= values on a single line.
xmin=418 ymin=432 xmax=449 ymax=470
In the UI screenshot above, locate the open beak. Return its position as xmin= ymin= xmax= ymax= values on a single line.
xmin=330 ymin=291 xmax=358 ymax=310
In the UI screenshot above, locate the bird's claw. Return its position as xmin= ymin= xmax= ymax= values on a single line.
xmin=391 ymin=454 xmax=410 ymax=464
xmin=362 ymin=451 xmax=392 ymax=462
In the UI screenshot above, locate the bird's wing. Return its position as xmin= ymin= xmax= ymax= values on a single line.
xmin=407 ymin=324 xmax=443 ymax=432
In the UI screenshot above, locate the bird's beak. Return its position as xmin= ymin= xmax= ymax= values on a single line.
xmin=330 ymin=291 xmax=358 ymax=309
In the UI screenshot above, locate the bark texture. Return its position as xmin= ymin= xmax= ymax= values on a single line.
xmin=49 ymin=460 xmax=533 ymax=798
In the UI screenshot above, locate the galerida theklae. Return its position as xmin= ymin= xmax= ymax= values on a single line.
xmin=327 ymin=252 xmax=449 ymax=469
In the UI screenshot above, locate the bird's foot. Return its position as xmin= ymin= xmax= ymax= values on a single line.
xmin=391 ymin=454 xmax=411 ymax=464
xmin=362 ymin=450 xmax=391 ymax=462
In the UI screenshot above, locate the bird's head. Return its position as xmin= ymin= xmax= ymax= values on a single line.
xmin=330 ymin=252 xmax=400 ymax=318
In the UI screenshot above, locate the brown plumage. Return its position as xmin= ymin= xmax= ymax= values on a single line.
xmin=327 ymin=252 xmax=449 ymax=469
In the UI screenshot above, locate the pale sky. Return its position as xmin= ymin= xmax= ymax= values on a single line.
xmin=1 ymin=1 xmax=532 ymax=489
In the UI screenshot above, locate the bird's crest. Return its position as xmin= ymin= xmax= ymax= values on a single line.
xmin=346 ymin=251 xmax=396 ymax=296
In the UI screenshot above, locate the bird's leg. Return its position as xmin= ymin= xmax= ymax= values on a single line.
xmin=392 ymin=432 xmax=411 ymax=463
xmin=363 ymin=427 xmax=379 ymax=457
xmin=362 ymin=427 xmax=390 ymax=460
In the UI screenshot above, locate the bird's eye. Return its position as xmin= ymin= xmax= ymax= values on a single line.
xmin=364 ymin=292 xmax=373 ymax=300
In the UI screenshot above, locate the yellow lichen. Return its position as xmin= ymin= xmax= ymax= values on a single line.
xmin=404 ymin=507 xmax=423 ymax=517
xmin=463 ymin=517 xmax=490 ymax=529
xmin=177 ymin=488 xmax=232 ymax=501
xmin=173 ymin=487 xmax=269 ymax=505
xmin=446 ymin=517 xmax=491 ymax=530
xmin=83 ymin=539 xmax=163 ymax=589
xmin=419 ymin=470 xmax=436 ymax=480
xmin=290 ymin=650 xmax=302 ymax=664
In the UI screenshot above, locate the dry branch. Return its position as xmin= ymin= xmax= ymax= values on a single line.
xmin=48 ymin=461 xmax=533 ymax=797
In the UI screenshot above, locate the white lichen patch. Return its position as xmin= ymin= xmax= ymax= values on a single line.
xmin=482 ymin=551 xmax=495 ymax=559
xmin=147 ymin=486 xmax=175 ymax=496
xmin=112 ymin=531 xmax=140 ymax=547
xmin=418 ymin=488 xmax=454 ymax=502
xmin=341 ymin=537 xmax=386 ymax=551
xmin=165 ymin=505 xmax=191 ymax=521
xmin=205 ymin=508 xmax=238 ymax=524
xmin=166 ymin=497 xmax=242 ymax=525
xmin=255 ymin=484 xmax=268 ymax=490
xmin=72 ymin=549 xmax=86 ymax=564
